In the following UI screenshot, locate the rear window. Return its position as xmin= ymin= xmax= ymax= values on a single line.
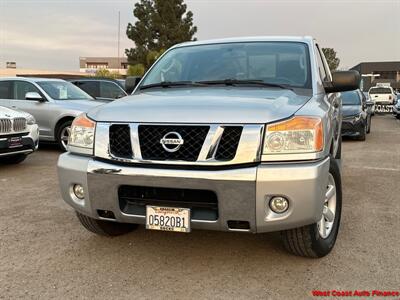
xmin=341 ymin=91 xmax=361 ymax=105
xmin=369 ymin=88 xmax=392 ymax=94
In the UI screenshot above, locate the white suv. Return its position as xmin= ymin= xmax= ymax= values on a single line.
xmin=0 ymin=106 xmax=39 ymax=164
xmin=369 ymin=85 xmax=396 ymax=104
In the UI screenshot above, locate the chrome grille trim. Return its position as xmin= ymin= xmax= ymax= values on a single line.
xmin=0 ymin=119 xmax=12 ymax=134
xmin=94 ymin=123 xmax=264 ymax=166
xmin=13 ymin=118 xmax=27 ymax=132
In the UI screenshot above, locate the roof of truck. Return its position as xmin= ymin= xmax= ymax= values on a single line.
xmin=175 ymin=36 xmax=314 ymax=48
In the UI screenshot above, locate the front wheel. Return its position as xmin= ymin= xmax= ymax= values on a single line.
xmin=366 ymin=115 xmax=371 ymax=134
xmin=76 ymin=211 xmax=138 ymax=236
xmin=281 ymin=158 xmax=342 ymax=258
xmin=56 ymin=120 xmax=72 ymax=151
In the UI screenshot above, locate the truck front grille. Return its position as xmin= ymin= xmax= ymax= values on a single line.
xmin=215 ymin=126 xmax=243 ymax=160
xmin=13 ymin=118 xmax=26 ymax=132
xmin=138 ymin=125 xmax=209 ymax=161
xmin=109 ymin=124 xmax=133 ymax=158
xmin=118 ymin=185 xmax=218 ymax=221
xmin=0 ymin=119 xmax=12 ymax=134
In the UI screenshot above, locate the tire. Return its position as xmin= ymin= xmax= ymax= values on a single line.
xmin=396 ymin=114 xmax=400 ymax=119
xmin=56 ymin=120 xmax=72 ymax=151
xmin=357 ymin=123 xmax=366 ymax=141
xmin=281 ymin=158 xmax=342 ymax=258
xmin=0 ymin=154 xmax=27 ymax=164
xmin=335 ymin=135 xmax=342 ymax=160
xmin=366 ymin=116 xmax=371 ymax=134
xmin=76 ymin=211 xmax=138 ymax=236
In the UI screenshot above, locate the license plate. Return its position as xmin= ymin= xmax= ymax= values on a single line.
xmin=146 ymin=206 xmax=190 ymax=233
xmin=8 ymin=137 xmax=23 ymax=148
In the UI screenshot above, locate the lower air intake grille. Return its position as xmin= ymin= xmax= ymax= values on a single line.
xmin=215 ymin=126 xmax=243 ymax=160
xmin=109 ymin=124 xmax=133 ymax=158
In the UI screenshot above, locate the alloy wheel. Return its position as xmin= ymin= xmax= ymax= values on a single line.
xmin=318 ymin=173 xmax=337 ymax=239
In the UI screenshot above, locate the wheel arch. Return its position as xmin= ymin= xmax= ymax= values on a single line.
xmin=54 ymin=116 xmax=75 ymax=140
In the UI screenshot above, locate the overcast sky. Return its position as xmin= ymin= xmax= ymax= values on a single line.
xmin=0 ymin=0 xmax=399 ymax=71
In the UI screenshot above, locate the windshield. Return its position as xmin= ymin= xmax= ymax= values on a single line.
xmin=341 ymin=91 xmax=361 ymax=105
xmin=369 ymin=87 xmax=392 ymax=94
xmin=141 ymin=42 xmax=311 ymax=89
xmin=37 ymin=81 xmax=93 ymax=100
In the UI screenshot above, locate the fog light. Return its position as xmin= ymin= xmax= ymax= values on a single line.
xmin=73 ymin=184 xmax=85 ymax=199
xmin=269 ymin=196 xmax=289 ymax=213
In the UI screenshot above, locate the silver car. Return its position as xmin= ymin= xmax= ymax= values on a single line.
xmin=58 ymin=36 xmax=360 ymax=258
xmin=0 ymin=78 xmax=105 ymax=150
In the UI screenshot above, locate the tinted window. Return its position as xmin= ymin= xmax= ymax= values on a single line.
xmin=0 ymin=81 xmax=12 ymax=99
xmin=142 ymin=42 xmax=311 ymax=89
xmin=76 ymin=81 xmax=99 ymax=98
xmin=369 ymin=87 xmax=392 ymax=94
xmin=13 ymin=81 xmax=41 ymax=100
xmin=341 ymin=91 xmax=361 ymax=105
xmin=37 ymin=81 xmax=93 ymax=100
xmin=100 ymin=82 xmax=126 ymax=99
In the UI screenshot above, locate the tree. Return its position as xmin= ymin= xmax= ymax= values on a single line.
xmin=125 ymin=0 xmax=197 ymax=70
xmin=127 ymin=64 xmax=145 ymax=77
xmin=322 ymin=48 xmax=340 ymax=71
xmin=94 ymin=68 xmax=122 ymax=79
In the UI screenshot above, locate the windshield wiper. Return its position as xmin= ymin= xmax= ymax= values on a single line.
xmin=196 ymin=79 xmax=293 ymax=91
xmin=139 ymin=81 xmax=204 ymax=90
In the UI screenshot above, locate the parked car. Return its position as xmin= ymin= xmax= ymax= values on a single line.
xmin=341 ymin=90 xmax=372 ymax=140
xmin=58 ymin=36 xmax=360 ymax=258
xmin=393 ymin=98 xmax=400 ymax=119
xmin=368 ymin=85 xmax=396 ymax=105
xmin=0 ymin=78 xmax=105 ymax=150
xmin=69 ymin=78 xmax=127 ymax=101
xmin=0 ymin=105 xmax=39 ymax=164
xmin=363 ymin=92 xmax=375 ymax=115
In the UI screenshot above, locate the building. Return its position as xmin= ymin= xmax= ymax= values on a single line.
xmin=79 ymin=57 xmax=129 ymax=75
xmin=0 ymin=68 xmax=89 ymax=79
xmin=350 ymin=61 xmax=400 ymax=92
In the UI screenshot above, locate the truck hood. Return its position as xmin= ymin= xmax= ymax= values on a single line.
xmin=87 ymin=88 xmax=312 ymax=124
xmin=54 ymin=99 xmax=106 ymax=112
xmin=342 ymin=105 xmax=362 ymax=117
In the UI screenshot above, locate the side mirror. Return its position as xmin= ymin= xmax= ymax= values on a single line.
xmin=324 ymin=70 xmax=361 ymax=93
xmin=125 ymin=76 xmax=142 ymax=94
xmin=25 ymin=92 xmax=44 ymax=101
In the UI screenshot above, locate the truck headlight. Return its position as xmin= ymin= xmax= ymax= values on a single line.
xmin=68 ymin=114 xmax=95 ymax=154
xmin=263 ymin=116 xmax=324 ymax=155
xmin=26 ymin=114 xmax=36 ymax=125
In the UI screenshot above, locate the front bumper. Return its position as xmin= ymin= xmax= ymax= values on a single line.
xmin=341 ymin=117 xmax=364 ymax=137
xmin=58 ymin=153 xmax=330 ymax=233
xmin=0 ymin=125 xmax=39 ymax=157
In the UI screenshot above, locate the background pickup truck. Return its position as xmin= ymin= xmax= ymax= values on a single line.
xmin=58 ymin=36 xmax=360 ymax=258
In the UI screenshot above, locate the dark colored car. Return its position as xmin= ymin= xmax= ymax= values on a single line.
xmin=69 ymin=78 xmax=127 ymax=101
xmin=393 ymin=96 xmax=400 ymax=119
xmin=341 ymin=89 xmax=372 ymax=141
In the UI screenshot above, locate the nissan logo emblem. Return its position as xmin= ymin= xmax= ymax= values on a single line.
xmin=160 ymin=132 xmax=184 ymax=152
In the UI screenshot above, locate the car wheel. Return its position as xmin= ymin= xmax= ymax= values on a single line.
xmin=366 ymin=116 xmax=371 ymax=134
xmin=0 ymin=154 xmax=27 ymax=164
xmin=76 ymin=211 xmax=138 ymax=236
xmin=396 ymin=114 xmax=400 ymax=119
xmin=281 ymin=158 xmax=342 ymax=258
xmin=335 ymin=135 xmax=342 ymax=160
xmin=56 ymin=120 xmax=72 ymax=151
xmin=358 ymin=123 xmax=366 ymax=141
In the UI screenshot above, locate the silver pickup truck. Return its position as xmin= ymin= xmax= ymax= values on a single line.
xmin=58 ymin=36 xmax=360 ymax=258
